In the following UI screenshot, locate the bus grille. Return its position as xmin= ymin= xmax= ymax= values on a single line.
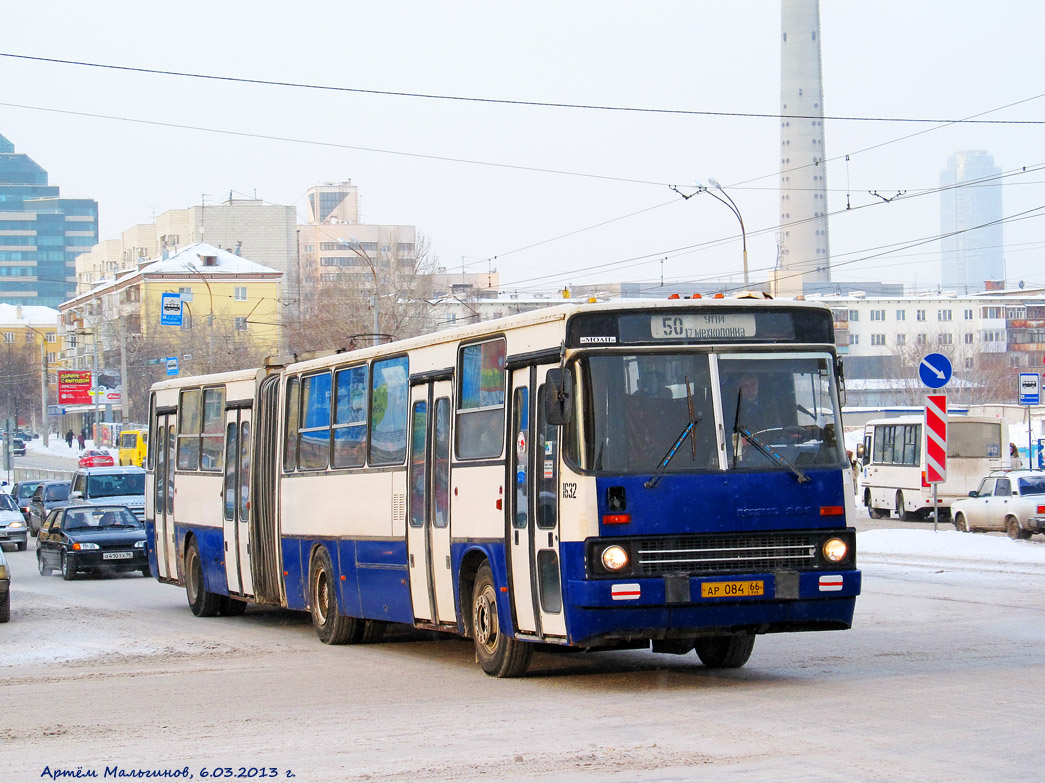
xmin=635 ymin=533 xmax=818 ymax=576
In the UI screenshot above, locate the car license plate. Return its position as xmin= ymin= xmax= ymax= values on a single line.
xmin=102 ymin=551 xmax=133 ymax=560
xmin=700 ymin=580 xmax=764 ymax=598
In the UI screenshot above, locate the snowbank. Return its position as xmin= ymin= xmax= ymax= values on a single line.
xmin=858 ymin=528 xmax=1045 ymax=568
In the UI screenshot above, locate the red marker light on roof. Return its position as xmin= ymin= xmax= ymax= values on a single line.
xmin=668 ymin=293 xmax=680 ymax=300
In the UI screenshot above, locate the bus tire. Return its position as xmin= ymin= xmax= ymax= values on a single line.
xmin=954 ymin=513 xmax=969 ymax=533
xmin=896 ymin=492 xmax=918 ymax=522
xmin=865 ymin=491 xmax=887 ymax=520
xmin=219 ymin=596 xmax=248 ymax=616
xmin=694 ymin=632 xmax=755 ymax=669
xmin=471 ymin=562 xmax=532 ymax=677
xmin=185 ymin=538 xmax=222 ymax=617
xmin=1006 ymin=517 xmax=1031 ymax=541
xmin=309 ymin=547 xmax=362 ymax=645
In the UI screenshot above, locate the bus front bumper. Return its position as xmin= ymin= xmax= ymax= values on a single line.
xmin=564 ymin=569 xmax=861 ymax=645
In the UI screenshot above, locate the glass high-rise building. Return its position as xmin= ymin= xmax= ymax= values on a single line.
xmin=0 ymin=133 xmax=98 ymax=307
xmin=940 ymin=151 xmax=1004 ymax=291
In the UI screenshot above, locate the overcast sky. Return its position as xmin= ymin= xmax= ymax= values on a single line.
xmin=2 ymin=1 xmax=1043 ymax=295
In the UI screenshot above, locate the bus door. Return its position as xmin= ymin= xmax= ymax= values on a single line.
xmin=223 ymin=407 xmax=254 ymax=598
xmin=407 ymin=381 xmax=455 ymax=625
xmin=153 ymin=413 xmax=178 ymax=580
xmin=508 ymin=366 xmax=566 ymax=639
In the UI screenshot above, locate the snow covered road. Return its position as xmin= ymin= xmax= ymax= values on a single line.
xmin=2 ymin=529 xmax=1043 ymax=782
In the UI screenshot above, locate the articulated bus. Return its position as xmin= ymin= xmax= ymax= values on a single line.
xmin=857 ymin=415 xmax=1009 ymax=520
xmin=145 ymin=298 xmax=861 ymax=677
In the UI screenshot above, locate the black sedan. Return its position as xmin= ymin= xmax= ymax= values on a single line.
xmin=36 ymin=505 xmax=150 ymax=580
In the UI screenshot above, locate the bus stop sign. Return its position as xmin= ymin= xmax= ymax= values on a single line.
xmin=925 ymin=394 xmax=947 ymax=484
xmin=1019 ymin=372 xmax=1040 ymax=406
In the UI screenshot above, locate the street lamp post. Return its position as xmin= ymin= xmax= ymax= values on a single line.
xmin=337 ymin=239 xmax=381 ymax=345
xmin=700 ymin=178 xmax=749 ymax=289
xmin=69 ymin=306 xmax=102 ymax=443
xmin=184 ymin=263 xmax=215 ymax=365
xmin=23 ymin=325 xmax=51 ymax=447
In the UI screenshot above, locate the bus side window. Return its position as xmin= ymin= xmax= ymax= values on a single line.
xmin=284 ymin=376 xmax=300 ymax=472
xmin=456 ymin=339 xmax=506 ymax=460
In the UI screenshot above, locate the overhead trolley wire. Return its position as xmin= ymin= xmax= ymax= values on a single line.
xmin=3 ymin=52 xmax=1045 ymax=126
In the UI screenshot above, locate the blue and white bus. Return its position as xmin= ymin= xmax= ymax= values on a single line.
xmin=145 ymin=298 xmax=861 ymax=676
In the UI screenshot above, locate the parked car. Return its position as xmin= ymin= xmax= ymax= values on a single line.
xmin=78 ymin=449 xmax=115 ymax=468
xmin=11 ymin=438 xmax=26 ymax=457
xmin=10 ymin=480 xmax=43 ymax=522
xmin=69 ymin=466 xmax=145 ymax=522
xmin=36 ymin=504 xmax=149 ymax=580
xmin=0 ymin=546 xmax=9 ymax=622
xmin=0 ymin=493 xmax=28 ymax=551
xmin=28 ymin=481 xmax=72 ymax=536
xmin=951 ymin=470 xmax=1045 ymax=539
xmin=118 ymin=429 xmax=148 ymax=467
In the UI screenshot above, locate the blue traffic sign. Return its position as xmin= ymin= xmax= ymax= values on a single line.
xmin=165 ymin=356 xmax=179 ymax=376
xmin=919 ymin=353 xmax=952 ymax=389
xmin=1019 ymin=372 xmax=1040 ymax=406
xmin=160 ymin=293 xmax=183 ymax=326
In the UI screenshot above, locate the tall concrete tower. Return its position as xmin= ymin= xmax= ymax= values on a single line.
xmin=775 ymin=0 xmax=831 ymax=297
xmin=940 ymin=151 xmax=1004 ymax=291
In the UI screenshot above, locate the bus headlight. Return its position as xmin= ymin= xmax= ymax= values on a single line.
xmin=822 ymin=538 xmax=848 ymax=563
xmin=601 ymin=545 xmax=629 ymax=572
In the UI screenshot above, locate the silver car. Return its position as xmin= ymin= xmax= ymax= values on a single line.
xmin=951 ymin=470 xmax=1045 ymax=539
xmin=0 ymin=493 xmax=28 ymax=551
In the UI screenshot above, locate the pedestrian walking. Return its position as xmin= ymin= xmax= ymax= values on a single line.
xmin=1010 ymin=443 xmax=1023 ymax=469
xmin=65 ymin=429 xmax=74 ymax=448
xmin=77 ymin=431 xmax=86 ymax=450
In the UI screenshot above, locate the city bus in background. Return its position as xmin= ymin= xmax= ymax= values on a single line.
xmin=857 ymin=415 xmax=1008 ymax=520
xmin=145 ymin=298 xmax=861 ymax=677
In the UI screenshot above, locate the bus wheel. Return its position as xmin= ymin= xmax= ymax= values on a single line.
xmin=694 ymin=633 xmax=755 ymax=669
xmin=1006 ymin=517 xmax=1031 ymax=541
xmin=865 ymin=491 xmax=887 ymax=520
xmin=309 ymin=547 xmax=362 ymax=645
xmin=954 ymin=513 xmax=969 ymax=533
xmin=471 ymin=562 xmax=532 ymax=677
xmin=185 ymin=538 xmax=222 ymax=617
xmin=896 ymin=492 xmax=918 ymax=522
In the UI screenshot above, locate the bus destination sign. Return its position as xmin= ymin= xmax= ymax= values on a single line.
xmin=652 ymin=313 xmax=756 ymax=340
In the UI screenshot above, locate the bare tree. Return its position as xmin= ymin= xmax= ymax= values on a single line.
xmin=886 ymin=336 xmax=1015 ymax=405
xmin=285 ymin=233 xmax=439 ymax=356
xmin=0 ymin=340 xmax=40 ymax=429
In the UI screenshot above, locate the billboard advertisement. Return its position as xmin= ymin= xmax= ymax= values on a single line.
xmin=57 ymin=370 xmax=92 ymax=405
xmin=56 ymin=370 xmax=122 ymax=405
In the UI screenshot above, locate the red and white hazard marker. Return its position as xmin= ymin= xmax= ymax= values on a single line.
xmin=924 ymin=394 xmax=948 ymax=484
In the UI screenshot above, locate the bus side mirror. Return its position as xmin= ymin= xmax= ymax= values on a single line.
xmin=856 ymin=444 xmax=864 ymax=459
xmin=545 ymin=368 xmax=573 ymax=426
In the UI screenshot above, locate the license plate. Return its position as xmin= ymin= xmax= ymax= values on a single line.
xmin=700 ymin=580 xmax=764 ymax=598
xmin=102 ymin=551 xmax=133 ymax=560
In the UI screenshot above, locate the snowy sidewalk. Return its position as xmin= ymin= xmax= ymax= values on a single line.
xmin=858 ymin=528 xmax=1045 ymax=574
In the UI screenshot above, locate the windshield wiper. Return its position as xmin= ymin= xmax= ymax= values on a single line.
xmin=645 ymin=377 xmax=701 ymax=489
xmin=734 ymin=424 xmax=810 ymax=483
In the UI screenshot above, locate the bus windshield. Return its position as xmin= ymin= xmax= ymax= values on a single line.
xmin=569 ymin=351 xmax=845 ymax=474
xmin=719 ymin=354 xmax=845 ymax=471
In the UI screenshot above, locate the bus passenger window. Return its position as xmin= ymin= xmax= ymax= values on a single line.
xmin=283 ymin=376 xmax=300 ymax=472
xmin=456 ymin=339 xmax=506 ymax=460
xmin=370 ymin=356 xmax=409 ymax=465
xmin=201 ymin=388 xmax=225 ymax=470
xmin=333 ymin=365 xmax=368 ymax=468
xmin=177 ymin=389 xmax=201 ymax=470
xmin=299 ymin=372 xmax=332 ymax=471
